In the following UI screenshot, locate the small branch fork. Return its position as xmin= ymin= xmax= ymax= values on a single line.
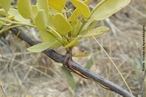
xmin=10 ymin=28 xmax=134 ymax=97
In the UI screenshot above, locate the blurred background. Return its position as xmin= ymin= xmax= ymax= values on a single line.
xmin=0 ymin=0 xmax=146 ymax=96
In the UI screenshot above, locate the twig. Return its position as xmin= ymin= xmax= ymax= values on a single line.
xmin=10 ymin=28 xmax=134 ymax=97
xmin=92 ymin=36 xmax=132 ymax=94
xmin=0 ymin=84 xmax=7 ymax=97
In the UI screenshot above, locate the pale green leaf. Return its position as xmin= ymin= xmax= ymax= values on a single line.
xmin=31 ymin=5 xmax=38 ymax=20
xmin=82 ymin=20 xmax=98 ymax=32
xmin=54 ymin=13 xmax=72 ymax=36
xmin=17 ymin=0 xmax=32 ymax=19
xmin=27 ymin=41 xmax=57 ymax=52
xmin=68 ymin=0 xmax=90 ymax=23
xmin=49 ymin=8 xmax=58 ymax=16
xmin=64 ymin=35 xmax=81 ymax=48
xmin=8 ymin=8 xmax=30 ymax=24
xmin=34 ymin=10 xmax=47 ymax=30
xmin=48 ymin=0 xmax=66 ymax=12
xmin=85 ymin=52 xmax=98 ymax=69
xmin=73 ymin=53 xmax=89 ymax=57
xmin=70 ymin=0 xmax=90 ymax=18
xmin=0 ymin=9 xmax=7 ymax=16
xmin=84 ymin=0 xmax=91 ymax=5
xmin=47 ymin=13 xmax=54 ymax=28
xmin=90 ymin=0 xmax=130 ymax=21
xmin=81 ymin=26 xmax=109 ymax=38
xmin=71 ymin=20 xmax=81 ymax=37
xmin=68 ymin=9 xmax=80 ymax=24
xmin=0 ymin=0 xmax=12 ymax=12
xmin=36 ymin=0 xmax=49 ymax=17
xmin=46 ymin=26 xmax=62 ymax=40
xmin=61 ymin=67 xmax=76 ymax=90
xmin=39 ymin=30 xmax=62 ymax=47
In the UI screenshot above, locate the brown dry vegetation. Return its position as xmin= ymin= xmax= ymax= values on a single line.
xmin=0 ymin=0 xmax=146 ymax=97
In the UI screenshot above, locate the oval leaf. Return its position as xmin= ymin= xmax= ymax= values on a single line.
xmin=68 ymin=9 xmax=80 ymax=24
xmin=48 ymin=0 xmax=66 ymax=12
xmin=64 ymin=35 xmax=81 ymax=48
xmin=8 ymin=8 xmax=30 ymax=24
xmin=68 ymin=0 xmax=90 ymax=23
xmin=82 ymin=26 xmax=109 ymax=38
xmin=54 ymin=13 xmax=72 ymax=36
xmin=46 ymin=26 xmax=62 ymax=40
xmin=70 ymin=0 xmax=90 ymax=18
xmin=31 ymin=5 xmax=38 ymax=20
xmin=82 ymin=20 xmax=98 ymax=32
xmin=34 ymin=10 xmax=47 ymax=30
xmin=61 ymin=67 xmax=76 ymax=90
xmin=0 ymin=0 xmax=12 ymax=12
xmin=37 ymin=0 xmax=49 ymax=16
xmin=71 ymin=20 xmax=81 ymax=37
xmin=39 ymin=30 xmax=62 ymax=48
xmin=0 ymin=9 xmax=7 ymax=16
xmin=17 ymin=0 xmax=32 ymax=19
xmin=85 ymin=52 xmax=98 ymax=69
xmin=27 ymin=41 xmax=57 ymax=52
xmin=90 ymin=0 xmax=130 ymax=21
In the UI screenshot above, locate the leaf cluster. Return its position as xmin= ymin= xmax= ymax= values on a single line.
xmin=0 ymin=0 xmax=130 ymax=53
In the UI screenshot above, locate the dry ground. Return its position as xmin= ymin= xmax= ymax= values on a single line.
xmin=0 ymin=0 xmax=146 ymax=97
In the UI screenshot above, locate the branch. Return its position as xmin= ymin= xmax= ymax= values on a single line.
xmin=10 ymin=28 xmax=134 ymax=97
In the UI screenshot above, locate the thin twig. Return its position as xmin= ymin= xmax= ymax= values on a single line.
xmin=10 ymin=28 xmax=134 ymax=97
xmin=0 ymin=84 xmax=7 ymax=97
xmin=92 ymin=36 xmax=132 ymax=94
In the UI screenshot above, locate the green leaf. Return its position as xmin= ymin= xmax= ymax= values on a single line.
xmin=39 ymin=30 xmax=62 ymax=47
xmin=68 ymin=9 xmax=80 ymax=24
xmin=0 ymin=0 xmax=12 ymax=12
xmin=34 ymin=10 xmax=47 ymax=30
xmin=0 ymin=9 xmax=7 ymax=16
xmin=84 ymin=0 xmax=91 ymax=5
xmin=48 ymin=0 xmax=66 ymax=12
xmin=68 ymin=0 xmax=90 ymax=23
xmin=31 ymin=5 xmax=38 ymax=20
xmin=81 ymin=26 xmax=109 ymax=38
xmin=82 ymin=20 xmax=98 ymax=32
xmin=70 ymin=0 xmax=90 ymax=18
xmin=85 ymin=52 xmax=98 ymax=69
xmin=61 ymin=67 xmax=76 ymax=90
xmin=64 ymin=35 xmax=81 ymax=48
xmin=8 ymin=8 xmax=30 ymax=24
xmin=17 ymin=0 xmax=32 ymax=19
xmin=73 ymin=53 xmax=89 ymax=57
xmin=36 ymin=0 xmax=49 ymax=16
xmin=71 ymin=20 xmax=81 ymax=37
xmin=54 ymin=13 xmax=72 ymax=36
xmin=27 ymin=41 xmax=57 ymax=52
xmin=90 ymin=0 xmax=130 ymax=21
xmin=47 ymin=13 xmax=54 ymax=28
xmin=46 ymin=26 xmax=62 ymax=40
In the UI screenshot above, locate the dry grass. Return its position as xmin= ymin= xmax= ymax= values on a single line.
xmin=0 ymin=0 xmax=146 ymax=96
